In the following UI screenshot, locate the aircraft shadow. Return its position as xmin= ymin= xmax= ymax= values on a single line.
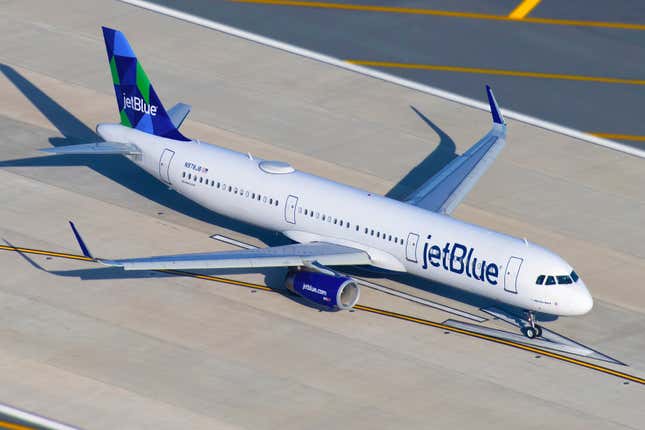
xmin=385 ymin=106 xmax=458 ymax=200
xmin=0 ymin=64 xmax=286 ymax=247
xmin=342 ymin=266 xmax=558 ymax=322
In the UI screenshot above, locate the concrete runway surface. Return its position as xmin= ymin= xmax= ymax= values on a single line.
xmin=0 ymin=0 xmax=644 ymax=428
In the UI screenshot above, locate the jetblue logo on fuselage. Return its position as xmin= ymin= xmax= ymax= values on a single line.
xmin=421 ymin=235 xmax=499 ymax=285
xmin=123 ymin=94 xmax=157 ymax=116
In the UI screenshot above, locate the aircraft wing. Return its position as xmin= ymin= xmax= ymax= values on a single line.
xmin=102 ymin=242 xmax=371 ymax=271
xmin=67 ymin=223 xmax=371 ymax=270
xmin=405 ymin=86 xmax=506 ymax=215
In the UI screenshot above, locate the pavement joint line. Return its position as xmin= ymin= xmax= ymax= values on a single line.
xmin=118 ymin=0 xmax=645 ymax=159
xmin=508 ymin=0 xmax=541 ymax=20
xmin=229 ymin=0 xmax=645 ymax=31
xmin=346 ymin=60 xmax=645 ymax=86
xmin=1 ymin=243 xmax=643 ymax=386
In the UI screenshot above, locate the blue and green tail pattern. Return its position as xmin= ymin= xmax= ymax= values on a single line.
xmin=102 ymin=26 xmax=189 ymax=141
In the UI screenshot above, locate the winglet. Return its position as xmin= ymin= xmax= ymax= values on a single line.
xmin=486 ymin=85 xmax=505 ymax=125
xmin=69 ymin=221 xmax=93 ymax=259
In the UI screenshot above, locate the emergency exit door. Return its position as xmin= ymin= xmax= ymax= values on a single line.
xmin=504 ymin=256 xmax=523 ymax=294
xmin=159 ymin=149 xmax=175 ymax=184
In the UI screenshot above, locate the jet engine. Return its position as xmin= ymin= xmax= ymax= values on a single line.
xmin=285 ymin=270 xmax=360 ymax=310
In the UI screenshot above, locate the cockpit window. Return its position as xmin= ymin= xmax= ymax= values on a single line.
xmin=570 ymin=270 xmax=579 ymax=282
xmin=557 ymin=275 xmax=573 ymax=285
xmin=545 ymin=276 xmax=556 ymax=285
xmin=536 ymin=275 xmax=545 ymax=285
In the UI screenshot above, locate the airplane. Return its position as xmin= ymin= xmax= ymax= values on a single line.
xmin=44 ymin=27 xmax=593 ymax=339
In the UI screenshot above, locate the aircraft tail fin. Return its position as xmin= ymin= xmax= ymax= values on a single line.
xmin=101 ymin=26 xmax=190 ymax=141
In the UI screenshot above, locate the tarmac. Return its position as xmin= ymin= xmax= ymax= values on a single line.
xmin=0 ymin=0 xmax=644 ymax=428
xmin=151 ymin=0 xmax=645 ymax=146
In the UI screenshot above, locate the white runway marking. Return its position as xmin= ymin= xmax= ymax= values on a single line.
xmin=0 ymin=403 xmax=80 ymax=430
xmin=121 ymin=0 xmax=645 ymax=159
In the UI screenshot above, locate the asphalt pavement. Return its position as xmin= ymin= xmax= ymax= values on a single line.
xmin=149 ymin=0 xmax=645 ymax=148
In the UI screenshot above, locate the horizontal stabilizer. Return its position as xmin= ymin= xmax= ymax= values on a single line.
xmin=40 ymin=142 xmax=141 ymax=156
xmin=167 ymin=102 xmax=191 ymax=129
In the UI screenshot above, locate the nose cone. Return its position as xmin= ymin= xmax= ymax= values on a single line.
xmin=576 ymin=285 xmax=594 ymax=314
xmin=569 ymin=282 xmax=594 ymax=315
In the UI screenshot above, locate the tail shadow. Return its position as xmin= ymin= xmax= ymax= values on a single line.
xmin=386 ymin=106 xmax=457 ymax=200
xmin=0 ymin=64 xmax=286 ymax=246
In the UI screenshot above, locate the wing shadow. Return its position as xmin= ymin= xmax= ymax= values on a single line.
xmin=0 ymin=64 xmax=286 ymax=246
xmin=386 ymin=106 xmax=457 ymax=200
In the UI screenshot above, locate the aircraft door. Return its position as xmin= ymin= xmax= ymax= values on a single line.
xmin=405 ymin=233 xmax=420 ymax=262
xmin=159 ymin=149 xmax=175 ymax=184
xmin=285 ymin=195 xmax=298 ymax=224
xmin=504 ymin=256 xmax=523 ymax=294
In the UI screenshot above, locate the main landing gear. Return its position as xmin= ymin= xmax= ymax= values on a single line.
xmin=523 ymin=310 xmax=543 ymax=339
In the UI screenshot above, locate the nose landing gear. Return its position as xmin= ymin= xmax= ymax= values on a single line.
xmin=523 ymin=310 xmax=543 ymax=339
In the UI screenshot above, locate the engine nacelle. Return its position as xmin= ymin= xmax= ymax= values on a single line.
xmin=285 ymin=270 xmax=360 ymax=310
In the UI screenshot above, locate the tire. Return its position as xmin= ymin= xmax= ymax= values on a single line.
xmin=535 ymin=325 xmax=543 ymax=338
xmin=524 ymin=327 xmax=536 ymax=339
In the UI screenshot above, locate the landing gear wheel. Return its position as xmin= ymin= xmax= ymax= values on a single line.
xmin=535 ymin=325 xmax=543 ymax=338
xmin=524 ymin=327 xmax=537 ymax=339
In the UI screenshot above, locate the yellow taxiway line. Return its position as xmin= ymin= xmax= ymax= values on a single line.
xmin=346 ymin=60 xmax=645 ymax=86
xmin=589 ymin=133 xmax=645 ymax=141
xmin=509 ymin=0 xmax=542 ymax=20
xmin=1 ymin=243 xmax=643 ymax=385
xmin=0 ymin=420 xmax=36 ymax=430
xmin=230 ymin=0 xmax=645 ymax=31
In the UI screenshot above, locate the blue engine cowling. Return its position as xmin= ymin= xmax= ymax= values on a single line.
xmin=285 ymin=270 xmax=360 ymax=310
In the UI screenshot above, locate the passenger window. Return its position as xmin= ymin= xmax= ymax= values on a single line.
xmin=557 ymin=275 xmax=573 ymax=285
xmin=570 ymin=271 xmax=579 ymax=282
xmin=546 ymin=276 xmax=556 ymax=285
xmin=339 ymin=220 xmax=343 ymax=226
xmin=245 ymin=191 xmax=250 ymax=197
xmin=269 ymin=198 xmax=273 ymax=205
xmin=322 ymin=214 xmax=326 ymax=221
xmin=251 ymin=193 xmax=255 ymax=199
xmin=388 ymin=235 xmax=392 ymax=241
xmin=188 ymin=174 xmax=192 ymax=180
xmin=310 ymin=210 xmax=314 ymax=217
xmin=536 ymin=275 xmax=545 ymax=285
xmin=304 ymin=209 xmax=308 ymax=216
xmin=182 ymin=172 xmax=186 ymax=178
xmin=276 ymin=200 xmax=279 ymax=206
xmin=217 ymin=182 xmax=220 ymax=188
xmin=364 ymin=227 xmax=368 ymax=234
xmin=211 ymin=181 xmax=214 ymax=187
xmin=371 ymin=229 xmax=374 ymax=236
xmin=333 ymin=218 xmax=337 ymax=225
xmin=199 ymin=177 xmax=203 ymax=183
xmin=356 ymin=225 xmax=359 ymax=231
xmin=376 ymin=232 xmax=380 ymax=238
xmin=228 ymin=186 xmax=232 ymax=192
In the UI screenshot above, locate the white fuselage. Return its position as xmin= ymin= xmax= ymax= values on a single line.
xmin=97 ymin=123 xmax=593 ymax=316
